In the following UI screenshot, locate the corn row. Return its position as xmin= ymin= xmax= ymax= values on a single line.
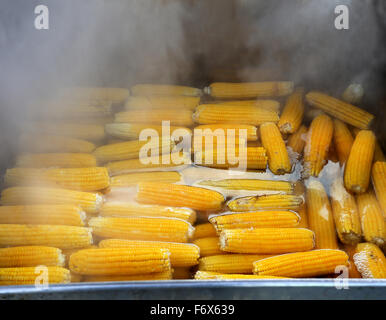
xmin=0 ymin=266 xmax=71 ymax=285
xmin=194 ymin=271 xmax=288 ymax=280
xmin=125 ymin=96 xmax=200 ymax=110
xmin=110 ymin=171 xmax=181 ymax=187
xmin=278 ymin=88 xmax=304 ymax=134
xmin=131 ymin=84 xmax=202 ymax=97
xmin=371 ymin=161 xmax=386 ymax=217
xmin=227 ymin=194 xmax=303 ymax=212
xmin=83 ymin=270 xmax=172 ymax=282
xmin=218 ymin=100 xmax=280 ymax=111
xmin=353 ymin=243 xmax=386 ymax=278
xmin=332 ymin=119 xmax=354 ymax=166
xmin=192 ymin=237 xmax=223 ymax=257
xmin=0 ymin=246 xmax=65 ymax=267
xmin=15 ymin=153 xmax=97 ymax=168
xmin=194 ymin=124 xmax=258 ymax=141
xmin=197 ymin=179 xmax=293 ymax=193
xmin=193 ymin=223 xmax=217 ymax=239
xmin=115 ymin=109 xmax=194 ymax=126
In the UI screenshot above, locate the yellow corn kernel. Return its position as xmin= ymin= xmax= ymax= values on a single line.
xmin=253 ymin=249 xmax=348 ymax=278
xmin=194 ymin=271 xmax=287 ymax=280
xmin=303 ymin=114 xmax=333 ymax=178
xmin=89 ymin=216 xmax=194 ymax=243
xmin=62 ymin=245 xmax=97 ymax=266
xmin=278 ymin=88 xmax=304 ymax=134
xmin=287 ymin=125 xmax=307 ymax=157
xmin=115 ymin=109 xmax=194 ymax=127
xmin=5 ymin=167 xmax=110 ymax=192
xmin=193 ymin=223 xmax=217 ymax=239
xmin=197 ymin=179 xmax=293 ymax=193
xmin=218 ymin=100 xmax=280 ymax=111
xmin=193 ymin=104 xmax=279 ymax=125
xmin=306 ymin=180 xmax=338 ymax=249
xmin=99 ymin=239 xmax=199 ymax=267
xmin=260 ymin=122 xmax=291 ymax=174
xmin=372 ymin=161 xmax=386 ymax=217
xmin=110 ymin=171 xmax=181 ymax=187
xmin=344 ymin=130 xmax=376 ymax=194
xmin=0 ymin=246 xmax=65 ymax=267
xmin=15 ymin=153 xmax=97 ymax=168
xmin=333 ymin=119 xmax=354 ymax=166
xmin=219 ymin=228 xmax=314 ymax=254
xmin=192 ymin=237 xmax=223 ymax=257
xmin=293 ymin=182 xmax=308 ymax=228
xmin=125 ymin=95 xmax=200 ymax=110
xmin=61 ymin=87 xmax=129 ymax=103
xmin=210 ymin=211 xmax=300 ymax=231
xmin=173 ymin=267 xmax=191 ymax=279
xmin=206 ymin=82 xmax=294 ymax=99
xmin=353 ymin=242 xmax=386 ymax=278
xmin=227 ymin=194 xmax=303 ymax=212
xmin=18 ymin=134 xmax=96 ymax=153
xmin=198 ymin=254 xmax=272 ymax=274
xmin=0 ymin=224 xmax=92 ymax=249
xmin=330 ymin=178 xmax=361 ymax=245
xmin=0 ymin=205 xmax=85 ymax=226
xmin=131 ymin=84 xmax=201 ymax=97
xmin=342 ymin=244 xmax=362 ymax=278
xmin=356 ymin=190 xmax=385 ymax=249
xmin=100 ymin=201 xmax=195 ymax=223
xmin=0 ymin=266 xmax=71 ymax=285
xmin=0 ymin=187 xmax=103 ymax=214
xmin=194 ymin=124 xmax=258 ymax=141
xmin=136 ymin=182 xmax=225 ymax=211
xmin=83 ymin=270 xmax=172 ymax=282
xmin=306 ymin=91 xmax=374 ymax=129
xmin=69 ymin=247 xmax=171 ymax=276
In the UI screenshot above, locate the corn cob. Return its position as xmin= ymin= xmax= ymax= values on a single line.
xmin=105 ymin=123 xmax=191 ymax=140
xmin=0 ymin=246 xmax=65 ymax=267
xmin=219 ymin=228 xmax=314 ymax=254
xmin=277 ymin=88 xmax=304 ymax=134
xmin=218 ymin=100 xmax=280 ymax=111
xmin=0 ymin=224 xmax=92 ymax=249
xmin=69 ymin=247 xmax=171 ymax=275
xmin=83 ymin=270 xmax=172 ymax=282
xmin=303 ymin=114 xmax=333 ymax=177
xmin=125 ymin=95 xmax=200 ymax=110
xmin=136 ymin=182 xmax=225 ymax=211
xmin=344 ymin=130 xmax=376 ymax=193
xmin=253 ymin=249 xmax=348 ymax=278
xmin=194 ymin=124 xmax=258 ymax=141
xmin=0 ymin=187 xmax=103 ymax=214
xmin=260 ymin=122 xmax=291 ymax=174
xmin=287 ymin=125 xmax=307 ymax=157
xmin=115 ymin=109 xmax=194 ymax=126
xmin=192 ymin=132 xmax=248 ymax=153
xmin=293 ymin=182 xmax=308 ymax=228
xmin=205 ymin=82 xmax=294 ymax=99
xmin=0 ymin=266 xmax=71 ymax=285
xmin=353 ymin=242 xmax=386 ymax=278
xmin=332 ymin=119 xmax=354 ymax=166
xmin=210 ymin=211 xmax=300 ymax=231
xmin=131 ymin=84 xmax=201 ymax=97
xmin=18 ymin=134 xmax=96 ymax=153
xmin=193 ymin=223 xmax=217 ymax=239
xmin=0 ymin=205 xmax=85 ymax=226
xmin=62 ymin=245 xmax=97 ymax=266
xmin=100 ymin=201 xmax=196 ymax=223
xmin=192 ymin=237 xmax=223 ymax=257
xmin=197 ymin=179 xmax=293 ymax=193
xmin=356 ymin=190 xmax=386 ymax=249
xmin=15 ymin=153 xmax=97 ymax=168
xmin=306 ymin=180 xmax=338 ymax=249
xmin=372 ymin=161 xmax=386 ymax=217
xmin=110 ymin=171 xmax=181 ymax=187
xmin=5 ymin=167 xmax=110 ymax=192
xmin=227 ymin=194 xmax=303 ymax=212
xmin=193 ymin=104 xmax=279 ymax=125
xmin=194 ymin=271 xmax=288 ymax=280
xmin=342 ymin=244 xmax=362 ymax=278
xmin=173 ymin=268 xmax=191 ymax=279
xmin=306 ymin=91 xmax=374 ymax=129
xmin=99 ymin=239 xmax=199 ymax=267
xmin=198 ymin=254 xmax=272 ymax=274
xmin=61 ymin=87 xmax=129 ymax=103
xmin=330 ymin=178 xmax=361 ymax=245
xmin=89 ymin=216 xmax=194 ymax=243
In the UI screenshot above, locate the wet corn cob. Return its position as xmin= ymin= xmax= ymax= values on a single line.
xmin=62 ymin=87 xmax=129 ymax=103
xmin=356 ymin=190 xmax=386 ymax=249
xmin=69 ymin=247 xmax=171 ymax=275
xmin=89 ymin=216 xmax=194 ymax=243
xmin=372 ymin=161 xmax=386 ymax=217
xmin=210 ymin=211 xmax=300 ymax=231
xmin=0 ymin=266 xmax=71 ymax=285
xmin=344 ymin=130 xmax=375 ymax=193
xmin=287 ymin=125 xmax=307 ymax=157
xmin=332 ymin=119 xmax=354 ymax=166
xmin=253 ymin=249 xmax=348 ymax=278
xmin=197 ymin=179 xmax=293 ymax=193
xmin=136 ymin=182 xmax=225 ymax=211
xmin=131 ymin=84 xmax=202 ymax=97
xmin=125 ymin=95 xmax=200 ymax=110
xmin=0 ymin=246 xmax=65 ymax=267
xmin=330 ymin=178 xmax=361 ymax=245
xmin=15 ymin=153 xmax=97 ymax=168
xmin=218 ymin=100 xmax=280 ymax=111
xmin=193 ymin=104 xmax=279 ymax=125
xmin=192 ymin=237 xmax=223 ymax=257
xmin=194 ymin=271 xmax=287 ymax=280
xmin=0 ymin=205 xmax=85 ymax=226
xmin=342 ymin=244 xmax=362 ymax=278
xmin=173 ymin=267 xmax=191 ymax=279
xmin=194 ymin=124 xmax=258 ymax=141
xmin=303 ymin=114 xmax=333 ymax=177
xmin=198 ymin=254 xmax=272 ymax=274
xmin=83 ymin=270 xmax=172 ymax=282
xmin=205 ymin=82 xmax=294 ymax=99
xmin=0 ymin=187 xmax=103 ymax=214
xmin=306 ymin=91 xmax=374 ymax=129
xmin=227 ymin=194 xmax=303 ymax=212
xmin=219 ymin=228 xmax=315 ymax=254
xmin=99 ymin=239 xmax=199 ymax=267
xmin=260 ymin=122 xmax=291 ymax=174
xmin=306 ymin=180 xmax=338 ymax=249
xmin=277 ymin=88 xmax=304 ymax=134
xmin=115 ymin=109 xmax=194 ymax=126
xmin=4 ymin=167 xmax=110 ymax=192
xmin=110 ymin=171 xmax=181 ymax=187
xmin=0 ymin=224 xmax=92 ymax=249
xmin=353 ymin=242 xmax=386 ymax=278
xmin=193 ymin=223 xmax=217 ymax=239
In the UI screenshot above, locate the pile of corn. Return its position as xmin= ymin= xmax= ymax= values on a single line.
xmin=0 ymin=82 xmax=385 ymax=285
